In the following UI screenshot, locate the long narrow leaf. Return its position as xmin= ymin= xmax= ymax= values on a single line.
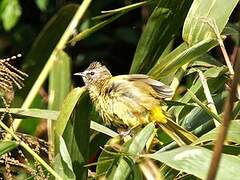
xmin=108 ymin=123 xmax=155 ymax=179
xmin=145 ymin=146 xmax=240 ymax=180
xmin=183 ymin=0 xmax=239 ymax=44
xmin=62 ymin=89 xmax=91 ymax=179
xmin=130 ymin=0 xmax=192 ymax=74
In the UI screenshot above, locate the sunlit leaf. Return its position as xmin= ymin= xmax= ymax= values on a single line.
xmin=62 ymin=89 xmax=91 ymax=179
xmin=54 ymin=87 xmax=86 ymax=137
xmin=54 ymin=136 xmax=76 ymax=180
xmin=145 ymin=146 xmax=240 ymax=180
xmin=108 ymin=123 xmax=155 ymax=179
xmin=183 ymin=0 xmax=239 ymax=45
xmin=35 ymin=0 xmax=48 ymax=11
xmin=130 ymin=0 xmax=192 ymax=74
xmin=0 ymin=0 xmax=21 ymax=30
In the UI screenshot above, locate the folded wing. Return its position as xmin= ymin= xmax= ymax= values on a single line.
xmin=116 ymin=74 xmax=174 ymax=99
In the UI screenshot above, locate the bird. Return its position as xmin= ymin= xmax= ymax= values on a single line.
xmin=74 ymin=62 xmax=197 ymax=146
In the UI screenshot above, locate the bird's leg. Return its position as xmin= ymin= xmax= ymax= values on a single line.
xmin=118 ymin=124 xmax=141 ymax=137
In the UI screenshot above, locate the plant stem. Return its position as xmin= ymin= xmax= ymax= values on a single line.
xmin=202 ymin=18 xmax=234 ymax=76
xmin=207 ymin=59 xmax=240 ymax=180
xmin=188 ymin=90 xmax=222 ymax=123
xmin=197 ymin=69 xmax=220 ymax=127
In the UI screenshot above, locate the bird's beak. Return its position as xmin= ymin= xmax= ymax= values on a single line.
xmin=74 ymin=72 xmax=85 ymax=77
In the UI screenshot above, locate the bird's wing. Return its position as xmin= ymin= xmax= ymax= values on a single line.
xmin=104 ymin=77 xmax=159 ymax=127
xmin=116 ymin=74 xmax=174 ymax=99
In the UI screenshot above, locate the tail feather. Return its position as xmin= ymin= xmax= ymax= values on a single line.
xmin=157 ymin=119 xmax=197 ymax=146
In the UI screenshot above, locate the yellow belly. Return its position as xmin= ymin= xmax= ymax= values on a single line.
xmin=150 ymin=106 xmax=167 ymax=124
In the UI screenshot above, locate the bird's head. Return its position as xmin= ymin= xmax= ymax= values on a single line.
xmin=74 ymin=61 xmax=112 ymax=88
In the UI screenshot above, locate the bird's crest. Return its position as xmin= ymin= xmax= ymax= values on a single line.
xmin=87 ymin=61 xmax=103 ymax=70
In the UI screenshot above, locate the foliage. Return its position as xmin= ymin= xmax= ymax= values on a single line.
xmin=0 ymin=0 xmax=239 ymax=179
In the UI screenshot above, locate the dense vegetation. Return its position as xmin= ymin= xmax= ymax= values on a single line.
xmin=0 ymin=0 xmax=239 ymax=179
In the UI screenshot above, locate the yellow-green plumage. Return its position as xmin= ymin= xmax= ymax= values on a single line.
xmin=75 ymin=62 xmax=196 ymax=145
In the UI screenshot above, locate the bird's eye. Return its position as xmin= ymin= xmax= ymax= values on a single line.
xmin=89 ymin=72 xmax=95 ymax=76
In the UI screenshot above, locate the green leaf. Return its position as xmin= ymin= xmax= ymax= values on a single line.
xmin=191 ymin=54 xmax=223 ymax=68
xmin=183 ymin=0 xmax=239 ymax=45
xmin=69 ymin=1 xmax=150 ymax=43
xmin=130 ymin=0 xmax=192 ymax=74
xmin=54 ymin=87 xmax=86 ymax=137
xmin=62 ymin=89 xmax=91 ymax=179
xmin=108 ymin=123 xmax=155 ymax=179
xmin=93 ymin=1 xmax=151 ymax=20
xmin=54 ymin=136 xmax=76 ymax=180
xmin=165 ymin=100 xmax=198 ymax=108
xmin=49 ymin=50 xmax=71 ymax=155
xmin=0 ymin=108 xmax=59 ymax=120
xmin=147 ymin=0 xmax=238 ymax=83
xmin=49 ymin=51 xmax=71 ymax=110
xmin=91 ymin=121 xmax=118 ymax=137
xmin=0 ymin=141 xmax=18 ymax=156
xmin=223 ymin=23 xmax=240 ymax=46
xmin=187 ymin=90 xmax=221 ymax=122
xmin=169 ymin=66 xmax=226 ymax=121
xmin=0 ymin=108 xmax=118 ymax=137
xmin=35 ymin=0 xmax=48 ymax=11
xmin=145 ymin=146 xmax=240 ymax=180
xmin=69 ymin=13 xmax=123 ymax=43
xmin=96 ymin=148 xmax=116 ymax=178
xmin=0 ymin=0 xmax=21 ymax=31
xmin=101 ymin=1 xmax=151 ymax=14
xmin=232 ymin=101 xmax=240 ymax=120
xmin=148 ymin=39 xmax=218 ymax=80
xmin=15 ymin=94 xmax=47 ymax=135
xmin=194 ymin=120 xmax=240 ymax=145
xmin=182 ymin=91 xmax=227 ymax=135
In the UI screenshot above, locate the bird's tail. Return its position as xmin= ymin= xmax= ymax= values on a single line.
xmin=157 ymin=118 xmax=197 ymax=146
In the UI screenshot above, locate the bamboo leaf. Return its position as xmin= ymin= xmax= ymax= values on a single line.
xmin=0 ymin=108 xmax=59 ymax=120
xmin=194 ymin=120 xmax=240 ymax=145
xmin=62 ymin=89 xmax=91 ymax=179
xmin=69 ymin=13 xmax=123 ymax=43
xmin=108 ymin=123 xmax=155 ymax=179
xmin=0 ymin=108 xmax=118 ymax=137
xmin=148 ymin=39 xmax=218 ymax=81
xmin=54 ymin=87 xmax=86 ymax=137
xmin=130 ymin=0 xmax=192 ymax=74
xmin=101 ymin=1 xmax=151 ymax=14
xmin=48 ymin=51 xmax=71 ymax=110
xmin=187 ymin=90 xmax=221 ymax=123
xmin=183 ymin=0 xmax=239 ymax=45
xmin=145 ymin=146 xmax=240 ymax=180
xmin=169 ymin=66 xmax=227 ymax=121
xmin=48 ymin=50 xmax=71 ymax=154
xmin=54 ymin=136 xmax=76 ymax=180
xmin=69 ymin=1 xmax=151 ymax=43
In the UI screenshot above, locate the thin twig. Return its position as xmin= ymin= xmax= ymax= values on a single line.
xmin=206 ymin=59 xmax=240 ymax=180
xmin=188 ymin=90 xmax=222 ymax=123
xmin=197 ymin=69 xmax=220 ymax=126
xmin=201 ymin=18 xmax=234 ymax=76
